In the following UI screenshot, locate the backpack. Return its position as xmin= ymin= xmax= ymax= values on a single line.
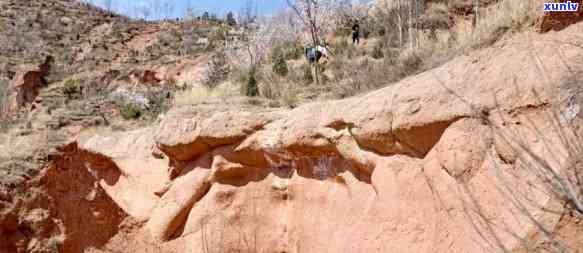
xmin=307 ymin=48 xmax=317 ymax=62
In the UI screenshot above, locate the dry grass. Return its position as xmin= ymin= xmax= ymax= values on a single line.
xmin=0 ymin=79 xmax=8 ymax=114
xmin=0 ymin=79 xmax=15 ymax=131
xmin=256 ymin=67 xmax=300 ymax=108
xmin=404 ymin=0 xmax=541 ymax=68
xmin=322 ymin=0 xmax=543 ymax=97
xmin=457 ymin=0 xmax=542 ymax=50
xmin=173 ymin=81 xmax=238 ymax=106
xmin=203 ymin=0 xmax=544 ymax=106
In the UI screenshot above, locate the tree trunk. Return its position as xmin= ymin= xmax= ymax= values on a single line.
xmin=415 ymin=0 xmax=421 ymax=48
xmin=472 ymin=0 xmax=479 ymax=43
xmin=473 ymin=0 xmax=479 ymax=29
xmin=408 ymin=0 xmax=415 ymax=50
xmin=305 ymin=0 xmax=320 ymax=85
xmin=397 ymin=0 xmax=403 ymax=48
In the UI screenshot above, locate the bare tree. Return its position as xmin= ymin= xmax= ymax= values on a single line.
xmin=396 ymin=0 xmax=403 ymax=47
xmin=285 ymin=0 xmax=339 ymax=84
xmin=184 ymin=6 xmax=198 ymax=21
xmin=373 ymin=0 xmax=423 ymax=49
xmin=139 ymin=5 xmax=151 ymax=20
xmin=162 ymin=0 xmax=175 ymax=20
xmin=103 ymin=0 xmax=112 ymax=12
xmin=287 ymin=0 xmax=322 ymax=46
xmin=407 ymin=0 xmax=415 ymax=49
xmin=226 ymin=12 xmax=237 ymax=26
xmin=240 ymin=0 xmax=257 ymax=26
xmin=472 ymin=0 xmax=479 ymax=43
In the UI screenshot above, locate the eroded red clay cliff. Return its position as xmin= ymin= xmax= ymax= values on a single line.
xmin=36 ymin=22 xmax=583 ymax=252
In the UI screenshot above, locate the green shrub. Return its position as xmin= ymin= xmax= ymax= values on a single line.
xmin=246 ymin=70 xmax=258 ymax=97
xmin=63 ymin=79 xmax=80 ymax=99
xmin=148 ymin=93 xmax=171 ymax=117
xmin=272 ymin=53 xmax=289 ymax=76
xmin=120 ymin=103 xmax=143 ymax=120
xmin=271 ymin=46 xmax=284 ymax=63
xmin=334 ymin=26 xmax=352 ymax=37
xmin=284 ymin=41 xmax=304 ymax=60
xmin=208 ymin=25 xmax=227 ymax=49
xmin=272 ymin=41 xmax=304 ymax=61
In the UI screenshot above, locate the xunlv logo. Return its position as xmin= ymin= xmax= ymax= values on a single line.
xmin=544 ymin=1 xmax=580 ymax=12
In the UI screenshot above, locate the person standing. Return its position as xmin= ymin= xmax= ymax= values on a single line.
xmin=352 ymin=21 xmax=360 ymax=45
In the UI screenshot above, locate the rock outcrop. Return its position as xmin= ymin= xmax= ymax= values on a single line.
xmin=142 ymin=70 xmax=161 ymax=85
xmin=10 ymin=70 xmax=45 ymax=110
xmin=8 ymin=56 xmax=53 ymax=111
xmin=42 ymin=22 xmax=583 ymax=252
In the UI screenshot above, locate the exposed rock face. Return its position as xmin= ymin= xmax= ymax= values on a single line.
xmin=42 ymin=143 xmax=127 ymax=253
xmin=79 ymin=128 xmax=171 ymax=221
xmin=43 ymin=22 xmax=583 ymax=252
xmin=140 ymin=70 xmax=161 ymax=85
xmin=539 ymin=0 xmax=583 ymax=32
xmin=11 ymin=70 xmax=46 ymax=109
xmin=0 ymin=142 xmax=126 ymax=253
xmin=9 ymin=57 xmax=53 ymax=110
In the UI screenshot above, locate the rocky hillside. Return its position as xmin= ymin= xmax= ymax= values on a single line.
xmin=1 ymin=0 xmax=583 ymax=252
xmin=0 ymin=1 xmax=223 ymax=251
xmin=0 ymin=0 xmax=218 ymax=122
xmin=0 ymin=0 xmax=214 ymax=77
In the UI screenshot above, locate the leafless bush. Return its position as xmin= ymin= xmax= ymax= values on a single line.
xmin=228 ymin=11 xmax=303 ymax=70
xmin=205 ymin=50 xmax=230 ymax=88
xmin=372 ymin=0 xmax=423 ymax=49
xmin=258 ymin=80 xmax=299 ymax=108
xmin=461 ymin=105 xmax=583 ymax=252
xmin=427 ymin=56 xmax=583 ymax=251
xmin=418 ymin=2 xmax=451 ymax=33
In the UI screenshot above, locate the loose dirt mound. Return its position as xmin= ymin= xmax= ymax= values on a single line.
xmin=28 ymin=22 xmax=583 ymax=252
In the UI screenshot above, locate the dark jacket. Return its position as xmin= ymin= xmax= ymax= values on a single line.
xmin=352 ymin=24 xmax=360 ymax=34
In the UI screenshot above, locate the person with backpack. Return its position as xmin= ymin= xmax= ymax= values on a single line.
xmin=352 ymin=20 xmax=360 ymax=45
xmin=305 ymin=43 xmax=330 ymax=64
xmin=305 ymin=46 xmax=320 ymax=64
